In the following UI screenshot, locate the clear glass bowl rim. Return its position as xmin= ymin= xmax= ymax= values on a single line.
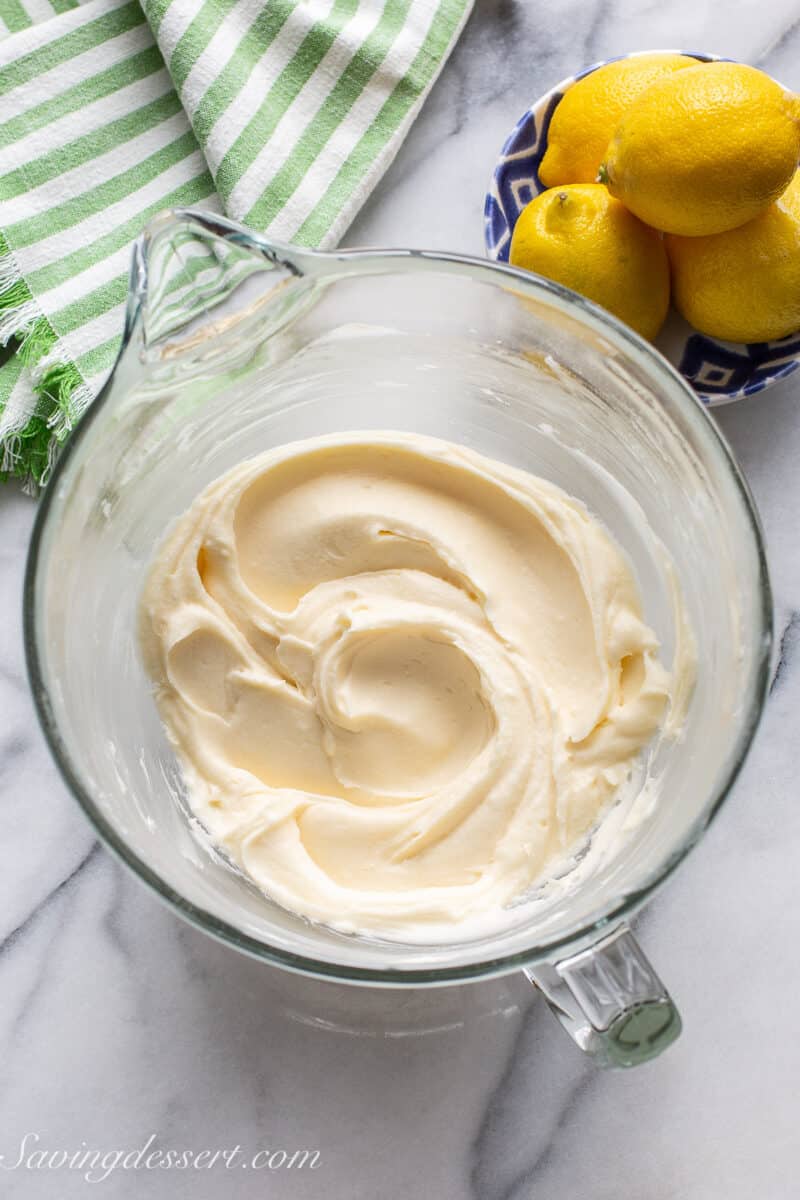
xmin=23 ymin=215 xmax=774 ymax=986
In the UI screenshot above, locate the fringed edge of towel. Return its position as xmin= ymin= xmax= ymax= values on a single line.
xmin=0 ymin=231 xmax=93 ymax=490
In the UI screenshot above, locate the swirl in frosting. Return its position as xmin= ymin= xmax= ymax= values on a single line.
xmin=139 ymin=433 xmax=681 ymax=938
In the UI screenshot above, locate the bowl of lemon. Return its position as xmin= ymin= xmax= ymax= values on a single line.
xmin=485 ymin=51 xmax=800 ymax=403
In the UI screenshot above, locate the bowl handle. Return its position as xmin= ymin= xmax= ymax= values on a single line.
xmin=125 ymin=207 xmax=329 ymax=354
xmin=524 ymin=923 xmax=681 ymax=1068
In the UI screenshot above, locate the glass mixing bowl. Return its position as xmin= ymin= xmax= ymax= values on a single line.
xmin=24 ymin=209 xmax=772 ymax=1068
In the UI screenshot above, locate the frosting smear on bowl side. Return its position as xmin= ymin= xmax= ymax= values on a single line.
xmin=139 ymin=432 xmax=689 ymax=939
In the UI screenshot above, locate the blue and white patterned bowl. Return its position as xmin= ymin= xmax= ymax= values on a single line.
xmin=484 ymin=50 xmax=800 ymax=405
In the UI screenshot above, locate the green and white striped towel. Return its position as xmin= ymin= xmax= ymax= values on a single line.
xmin=0 ymin=0 xmax=471 ymax=487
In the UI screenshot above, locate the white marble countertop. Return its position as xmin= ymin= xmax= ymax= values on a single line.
xmin=2 ymin=1 xmax=799 ymax=1196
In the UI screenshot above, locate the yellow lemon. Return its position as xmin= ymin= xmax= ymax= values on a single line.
xmin=510 ymin=184 xmax=670 ymax=340
xmin=601 ymin=62 xmax=800 ymax=236
xmin=539 ymin=52 xmax=696 ymax=187
xmin=666 ymin=170 xmax=800 ymax=342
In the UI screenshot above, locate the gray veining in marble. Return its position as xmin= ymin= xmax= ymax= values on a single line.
xmin=2 ymin=2 xmax=800 ymax=1196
